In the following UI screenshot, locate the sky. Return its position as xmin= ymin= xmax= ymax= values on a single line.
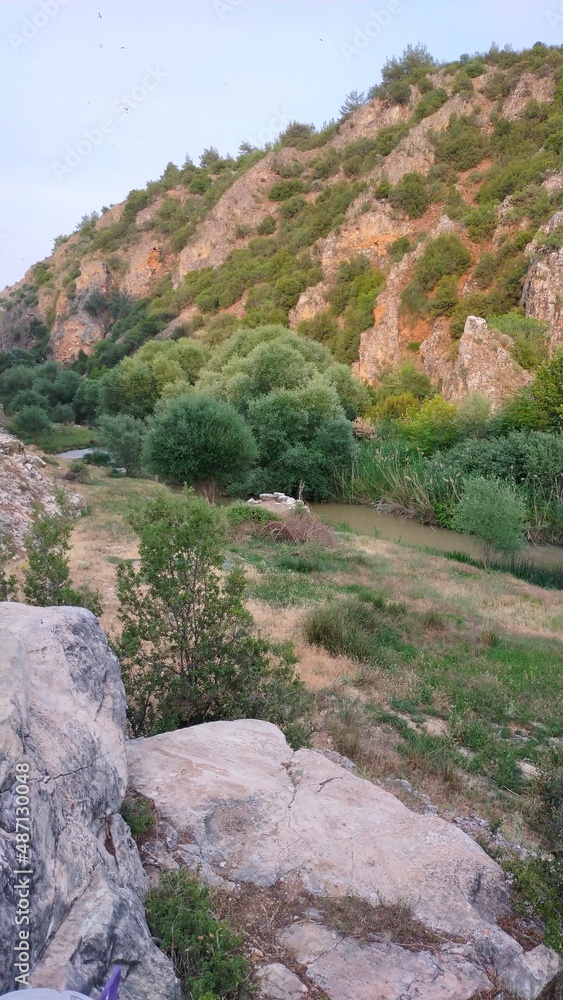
xmin=1 ymin=0 xmax=561 ymax=288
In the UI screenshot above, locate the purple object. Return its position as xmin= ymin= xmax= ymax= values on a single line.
xmin=98 ymin=967 xmax=121 ymax=1000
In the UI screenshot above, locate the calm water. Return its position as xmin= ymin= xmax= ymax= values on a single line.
xmin=313 ymin=503 xmax=563 ymax=570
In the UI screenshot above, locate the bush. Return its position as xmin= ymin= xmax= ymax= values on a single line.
xmin=268 ymin=178 xmax=304 ymax=202
xmin=10 ymin=405 xmax=52 ymax=442
xmin=97 ymin=413 xmax=147 ymax=476
xmin=490 ymin=313 xmax=549 ymax=370
xmin=22 ymin=491 xmax=102 ymax=614
xmin=256 ymin=214 xmax=276 ymax=235
xmin=413 ymin=87 xmax=448 ymax=121
xmin=433 ymin=115 xmax=487 ymax=170
xmin=414 ymin=234 xmax=472 ymax=291
xmin=451 ymin=476 xmax=528 ymax=561
xmin=390 ymin=172 xmax=430 ymax=219
xmin=146 ymin=870 xmax=250 ymax=1000
xmin=143 ymin=394 xmax=257 ymax=490
xmin=115 ymin=491 xmax=313 ymax=742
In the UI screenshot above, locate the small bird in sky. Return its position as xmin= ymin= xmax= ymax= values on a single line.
xmin=98 ymin=11 xmax=102 ymax=17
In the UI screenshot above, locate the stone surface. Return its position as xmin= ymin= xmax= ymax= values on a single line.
xmin=0 ymin=603 xmax=180 ymax=1000
xmin=127 ymin=719 xmax=559 ymax=998
xmin=522 ymin=213 xmax=563 ymax=350
xmin=257 ymin=962 xmax=308 ymax=1000
xmin=421 ymin=315 xmax=533 ymax=407
xmin=0 ymin=431 xmax=83 ymax=550
xmin=278 ymin=921 xmax=491 ymax=1000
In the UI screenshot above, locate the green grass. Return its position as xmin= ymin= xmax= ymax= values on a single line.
xmin=21 ymin=424 xmax=100 ymax=453
xmin=440 ymin=550 xmax=563 ymax=591
xmin=249 ymin=570 xmax=330 ymax=607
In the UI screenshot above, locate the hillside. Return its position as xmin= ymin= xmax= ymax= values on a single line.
xmin=2 ymin=42 xmax=563 ymax=406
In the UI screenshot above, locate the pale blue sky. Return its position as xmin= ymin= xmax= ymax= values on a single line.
xmin=1 ymin=0 xmax=560 ymax=288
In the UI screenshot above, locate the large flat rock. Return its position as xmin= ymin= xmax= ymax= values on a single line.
xmin=127 ymin=719 xmax=561 ymax=999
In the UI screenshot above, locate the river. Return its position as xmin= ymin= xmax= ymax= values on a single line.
xmin=312 ymin=503 xmax=563 ymax=570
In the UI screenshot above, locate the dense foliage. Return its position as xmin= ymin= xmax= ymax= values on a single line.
xmin=115 ymin=490 xmax=313 ymax=744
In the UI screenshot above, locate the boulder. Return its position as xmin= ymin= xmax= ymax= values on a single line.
xmin=126 ymin=719 xmax=561 ymax=999
xmin=0 ymin=603 xmax=180 ymax=1000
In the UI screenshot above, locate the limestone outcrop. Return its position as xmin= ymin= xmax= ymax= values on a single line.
xmin=0 ymin=603 xmax=181 ymax=1000
xmin=522 ymin=212 xmax=563 ymax=350
xmin=127 ymin=719 xmax=561 ymax=1000
xmin=421 ymin=315 xmax=533 ymax=407
xmin=0 ymin=431 xmax=83 ymax=550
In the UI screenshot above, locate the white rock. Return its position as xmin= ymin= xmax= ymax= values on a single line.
xmin=123 ymin=719 xmax=563 ymax=1000
xmin=279 ymin=921 xmax=491 ymax=999
xmin=259 ymin=494 xmax=274 ymax=501
xmin=257 ymin=962 xmax=308 ymax=1000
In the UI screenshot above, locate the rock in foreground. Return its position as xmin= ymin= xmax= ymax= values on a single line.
xmin=0 ymin=603 xmax=180 ymax=1000
xmin=127 ymin=719 xmax=561 ymax=1000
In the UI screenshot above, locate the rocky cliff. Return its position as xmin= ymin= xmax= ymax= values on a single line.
xmin=2 ymin=48 xmax=563 ymax=403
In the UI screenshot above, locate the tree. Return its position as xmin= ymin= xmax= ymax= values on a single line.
xmin=22 ymin=491 xmax=102 ymax=613
xmin=97 ymin=414 xmax=146 ymax=476
xmin=340 ymin=90 xmax=365 ymax=118
xmin=143 ymin=393 xmax=258 ymax=490
xmin=530 ymin=350 xmax=563 ymax=430
xmin=115 ymin=491 xmax=312 ymax=742
xmin=10 ymin=405 xmax=52 ymax=443
xmin=451 ymin=477 xmax=527 ymax=562
xmin=456 ymin=392 xmax=492 ymax=438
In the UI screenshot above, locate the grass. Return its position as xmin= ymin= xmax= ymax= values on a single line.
xmin=37 ymin=461 xmax=563 ymax=835
xmin=18 ymin=424 xmax=99 ymax=453
xmin=441 ymin=550 xmax=563 ymax=591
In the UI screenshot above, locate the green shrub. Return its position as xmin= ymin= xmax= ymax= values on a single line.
xmin=115 ymin=490 xmax=313 ymax=741
xmin=433 ymin=115 xmax=487 ymax=170
xmin=387 ymin=236 xmax=413 ymax=262
xmin=121 ymin=795 xmax=155 ymax=839
xmin=256 ymin=214 xmax=276 ymax=235
xmin=490 ymin=313 xmax=549 ymax=370
xmin=97 ymin=413 xmax=147 ymax=476
xmin=414 ymin=234 xmax=472 ymax=291
xmin=22 ymin=490 xmax=102 ymax=614
xmin=390 ymin=172 xmax=430 ymax=219
xmin=143 ymin=394 xmax=257 ymax=490
xmin=413 ymin=87 xmax=448 ymax=122
xmin=268 ymin=178 xmax=304 ymax=202
xmin=10 ymin=405 xmax=53 ymax=442
xmin=464 ymin=203 xmax=498 ymax=242
xmin=146 ymin=870 xmax=250 ymax=1000
xmin=451 ymin=476 xmax=528 ymax=561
